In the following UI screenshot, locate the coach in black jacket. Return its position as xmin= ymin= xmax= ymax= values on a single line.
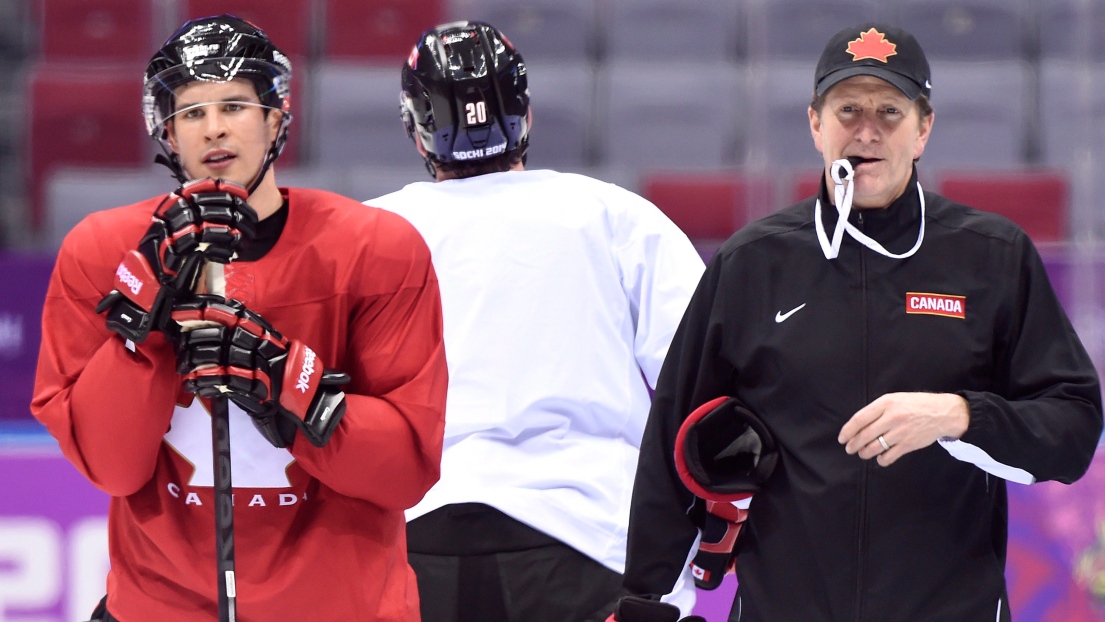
xmin=622 ymin=23 xmax=1103 ymax=622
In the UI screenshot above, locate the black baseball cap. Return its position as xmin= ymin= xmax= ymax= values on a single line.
xmin=814 ymin=23 xmax=931 ymax=100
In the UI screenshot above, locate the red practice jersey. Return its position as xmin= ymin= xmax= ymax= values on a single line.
xmin=32 ymin=187 xmax=448 ymax=621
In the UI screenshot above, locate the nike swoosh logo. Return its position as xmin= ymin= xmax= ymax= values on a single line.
xmin=775 ymin=303 xmax=807 ymax=323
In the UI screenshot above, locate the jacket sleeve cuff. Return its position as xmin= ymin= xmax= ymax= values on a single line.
xmin=937 ymin=390 xmax=1035 ymax=485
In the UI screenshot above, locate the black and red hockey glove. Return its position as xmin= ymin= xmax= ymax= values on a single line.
xmin=675 ymin=397 xmax=777 ymax=502
xmin=162 ymin=178 xmax=258 ymax=265
xmin=171 ymin=296 xmax=350 ymax=448
xmin=674 ymin=396 xmax=778 ymax=590
xmin=605 ymin=596 xmax=705 ymax=622
xmin=95 ymin=178 xmax=258 ymax=343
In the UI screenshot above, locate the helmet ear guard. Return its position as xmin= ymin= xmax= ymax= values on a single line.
xmin=400 ymin=92 xmax=416 ymax=141
xmin=400 ymin=91 xmax=438 ymax=178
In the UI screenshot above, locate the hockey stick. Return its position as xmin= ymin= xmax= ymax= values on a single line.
xmin=206 ymin=261 xmax=238 ymax=622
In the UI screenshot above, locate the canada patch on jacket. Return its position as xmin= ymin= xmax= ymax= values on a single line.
xmin=906 ymin=292 xmax=966 ymax=319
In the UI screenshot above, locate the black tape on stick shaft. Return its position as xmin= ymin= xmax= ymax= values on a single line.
xmin=213 ymin=396 xmax=236 ymax=621
xmin=206 ymin=261 xmax=237 ymax=622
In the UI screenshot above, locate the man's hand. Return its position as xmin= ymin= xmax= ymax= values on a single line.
xmin=172 ymin=296 xmax=350 ymax=448
xmin=838 ymin=392 xmax=970 ymax=466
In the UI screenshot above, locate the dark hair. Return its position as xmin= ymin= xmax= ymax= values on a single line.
xmin=809 ymin=90 xmax=934 ymax=119
xmin=435 ymin=149 xmax=526 ymax=180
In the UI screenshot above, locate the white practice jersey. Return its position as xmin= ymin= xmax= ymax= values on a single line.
xmin=368 ymin=169 xmax=705 ymax=612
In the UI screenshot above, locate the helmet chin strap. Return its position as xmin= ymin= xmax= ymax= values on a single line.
xmin=421 ymin=155 xmax=438 ymax=179
xmin=153 ymin=149 xmax=188 ymax=186
xmin=245 ymin=140 xmax=281 ymax=195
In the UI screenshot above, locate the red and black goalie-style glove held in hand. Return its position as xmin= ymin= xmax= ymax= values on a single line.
xmin=95 ymin=178 xmax=258 ymax=343
xmin=172 ymin=296 xmax=350 ymax=448
xmin=674 ymin=396 xmax=778 ymax=590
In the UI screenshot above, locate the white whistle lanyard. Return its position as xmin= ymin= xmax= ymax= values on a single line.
xmin=814 ymin=158 xmax=926 ymax=261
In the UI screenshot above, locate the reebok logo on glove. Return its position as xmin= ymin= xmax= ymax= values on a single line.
xmin=116 ymin=263 xmax=143 ymax=296
xmin=281 ymin=341 xmax=321 ymax=417
xmin=111 ymin=251 xmax=161 ymax=313
xmin=296 ymin=347 xmax=317 ymax=392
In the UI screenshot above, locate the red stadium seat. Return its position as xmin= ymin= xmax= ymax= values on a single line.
xmin=643 ymin=172 xmax=773 ymax=241
xmin=38 ymin=0 xmax=152 ymax=60
xmin=938 ymin=171 xmax=1069 ymax=243
xmin=791 ymin=170 xmax=824 ymax=203
xmin=324 ymin=0 xmax=443 ymax=61
xmin=182 ymin=0 xmax=313 ymax=58
xmin=27 ymin=63 xmax=148 ymax=229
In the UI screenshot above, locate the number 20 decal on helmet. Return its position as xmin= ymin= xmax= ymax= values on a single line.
xmin=400 ymin=21 xmax=530 ymax=177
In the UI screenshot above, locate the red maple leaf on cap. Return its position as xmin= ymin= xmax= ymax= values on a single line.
xmin=846 ymin=28 xmax=898 ymax=63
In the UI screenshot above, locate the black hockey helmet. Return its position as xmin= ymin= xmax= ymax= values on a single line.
xmin=401 ymin=21 xmax=530 ymax=177
xmin=143 ymin=14 xmax=293 ymax=189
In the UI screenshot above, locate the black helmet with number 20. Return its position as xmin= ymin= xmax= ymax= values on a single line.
xmin=401 ymin=21 xmax=530 ymax=178
xmin=143 ymin=14 xmax=293 ymax=190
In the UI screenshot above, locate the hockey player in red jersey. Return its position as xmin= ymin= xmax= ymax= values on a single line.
xmin=31 ymin=15 xmax=447 ymax=622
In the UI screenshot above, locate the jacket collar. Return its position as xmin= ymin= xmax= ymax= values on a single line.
xmin=815 ymin=165 xmax=924 ymax=258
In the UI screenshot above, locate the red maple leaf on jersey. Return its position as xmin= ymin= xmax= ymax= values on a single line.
xmin=846 ymin=28 xmax=898 ymax=63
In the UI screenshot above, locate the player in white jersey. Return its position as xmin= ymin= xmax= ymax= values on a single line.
xmin=366 ymin=20 xmax=707 ymax=622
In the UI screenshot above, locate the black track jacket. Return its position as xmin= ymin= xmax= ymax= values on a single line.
xmin=624 ymin=172 xmax=1103 ymax=621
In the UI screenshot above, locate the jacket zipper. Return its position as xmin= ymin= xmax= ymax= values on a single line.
xmin=855 ymin=211 xmax=869 ymax=621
